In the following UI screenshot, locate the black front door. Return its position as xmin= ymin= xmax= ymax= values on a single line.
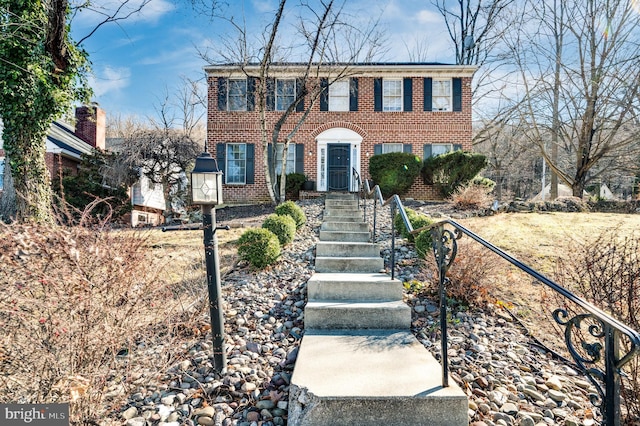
xmin=327 ymin=143 xmax=350 ymax=191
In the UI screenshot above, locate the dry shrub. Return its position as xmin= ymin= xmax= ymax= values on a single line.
xmin=424 ymin=239 xmax=497 ymax=307
xmin=449 ymin=183 xmax=493 ymax=210
xmin=554 ymin=230 xmax=640 ymax=422
xmin=0 ymin=218 xmax=177 ymax=423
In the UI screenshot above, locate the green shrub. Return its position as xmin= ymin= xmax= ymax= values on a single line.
xmin=237 ymin=228 xmax=281 ymax=268
xmin=422 ymin=150 xmax=487 ymax=197
xmin=393 ymin=207 xmax=433 ymax=243
xmin=262 ymin=214 xmax=296 ymax=246
xmin=368 ymin=152 xmax=422 ymax=198
xmin=471 ymin=176 xmax=496 ymax=191
xmin=275 ymin=200 xmax=306 ymax=229
xmin=415 ymin=229 xmax=433 ymax=259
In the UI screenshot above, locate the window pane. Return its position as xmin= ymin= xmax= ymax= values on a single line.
xmin=329 ymin=80 xmax=349 ymax=111
xmin=276 ymin=79 xmax=295 ymax=111
xmin=226 ymin=144 xmax=246 ymax=184
xmin=228 ymin=79 xmax=247 ymax=111
xmin=432 ymin=144 xmax=452 ymax=156
xmin=383 ymin=79 xmax=402 ymax=111
xmin=432 ymin=80 xmax=451 ymax=111
xmin=382 ymin=143 xmax=403 ymax=154
xmin=275 ymin=143 xmax=296 ymax=174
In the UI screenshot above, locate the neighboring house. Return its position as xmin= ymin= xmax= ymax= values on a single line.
xmin=205 ymin=62 xmax=477 ymax=203
xmin=0 ymin=106 xmax=105 ymax=193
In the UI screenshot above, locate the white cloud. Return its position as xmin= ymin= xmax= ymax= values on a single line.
xmin=415 ymin=9 xmax=441 ymax=25
xmin=251 ymin=0 xmax=277 ymax=14
xmin=73 ymin=0 xmax=174 ymax=28
xmin=89 ymin=66 xmax=131 ymax=98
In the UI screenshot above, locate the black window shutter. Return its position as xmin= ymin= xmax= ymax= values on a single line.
xmin=295 ymin=144 xmax=304 ymax=173
xmin=424 ymin=78 xmax=432 ymax=111
xmin=403 ymin=144 xmax=412 ymax=153
xmin=247 ymin=77 xmax=256 ymax=111
xmin=452 ymin=78 xmax=462 ymax=112
xmin=246 ymin=144 xmax=255 ymax=184
xmin=374 ymin=144 xmax=382 ymax=155
xmin=423 ymin=144 xmax=432 ymax=159
xmin=453 ymin=144 xmax=463 ymax=151
xmin=403 ymin=78 xmax=413 ymax=112
xmin=320 ymin=78 xmax=329 ymax=111
xmin=266 ymin=78 xmax=275 ymax=111
xmin=349 ymin=78 xmax=358 ymax=111
xmin=296 ymin=78 xmax=304 ymax=112
xmin=374 ymin=78 xmax=382 ymax=111
xmin=216 ymin=143 xmax=226 ymax=177
xmin=217 ymin=78 xmax=227 ymax=111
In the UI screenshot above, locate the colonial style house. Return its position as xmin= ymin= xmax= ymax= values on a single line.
xmin=205 ymin=62 xmax=477 ymax=203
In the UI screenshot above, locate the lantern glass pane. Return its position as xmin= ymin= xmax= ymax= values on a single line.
xmin=192 ymin=172 xmax=219 ymax=204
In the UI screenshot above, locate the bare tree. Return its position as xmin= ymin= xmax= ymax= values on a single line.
xmin=202 ymin=0 xmax=386 ymax=204
xmin=506 ymin=0 xmax=640 ymax=198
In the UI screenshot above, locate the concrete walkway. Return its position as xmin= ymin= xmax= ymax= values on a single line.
xmin=288 ymin=193 xmax=468 ymax=426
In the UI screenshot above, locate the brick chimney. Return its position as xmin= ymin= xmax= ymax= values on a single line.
xmin=75 ymin=105 xmax=106 ymax=150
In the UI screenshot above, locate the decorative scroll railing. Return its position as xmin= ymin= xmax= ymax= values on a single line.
xmin=351 ymin=170 xmax=640 ymax=426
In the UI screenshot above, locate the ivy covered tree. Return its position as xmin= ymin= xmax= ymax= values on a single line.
xmin=0 ymin=0 xmax=90 ymax=222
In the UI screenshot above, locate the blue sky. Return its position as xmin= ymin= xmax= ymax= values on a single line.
xmin=71 ymin=0 xmax=452 ymax=123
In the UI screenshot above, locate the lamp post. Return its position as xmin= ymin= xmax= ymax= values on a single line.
xmin=190 ymin=151 xmax=227 ymax=373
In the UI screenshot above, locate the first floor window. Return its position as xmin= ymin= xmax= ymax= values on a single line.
xmin=382 ymin=143 xmax=403 ymax=154
xmin=428 ymin=143 xmax=453 ymax=158
xmin=275 ymin=143 xmax=296 ymax=175
xmin=432 ymin=79 xmax=452 ymax=111
xmin=276 ymin=79 xmax=296 ymax=111
xmin=383 ymin=79 xmax=402 ymax=111
xmin=226 ymin=143 xmax=246 ymax=184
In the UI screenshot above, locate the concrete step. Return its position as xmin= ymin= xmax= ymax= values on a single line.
xmin=315 ymin=256 xmax=383 ymax=273
xmin=325 ymin=193 xmax=356 ymax=200
xmin=316 ymin=241 xmax=379 ymax=257
xmin=304 ymin=301 xmax=411 ymax=329
xmin=319 ymin=230 xmax=370 ymax=242
xmin=289 ymin=330 xmax=468 ymax=426
xmin=321 ymin=215 xmax=362 ymax=223
xmin=307 ymin=273 xmax=402 ymax=301
xmin=325 ymin=199 xmax=358 ymax=208
xmin=320 ymin=221 xmax=369 ymax=232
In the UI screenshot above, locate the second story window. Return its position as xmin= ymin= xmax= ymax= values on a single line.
xmin=228 ymin=79 xmax=247 ymax=111
xmin=329 ymin=80 xmax=349 ymax=111
xmin=276 ymin=79 xmax=296 ymax=111
xmin=432 ymin=79 xmax=452 ymax=111
xmin=383 ymin=79 xmax=402 ymax=111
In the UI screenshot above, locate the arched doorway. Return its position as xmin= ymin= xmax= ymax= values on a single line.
xmin=315 ymin=127 xmax=362 ymax=192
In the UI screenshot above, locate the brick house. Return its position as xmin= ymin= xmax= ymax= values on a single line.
xmin=205 ymin=62 xmax=477 ymax=203
xmin=0 ymin=106 xmax=104 ymax=193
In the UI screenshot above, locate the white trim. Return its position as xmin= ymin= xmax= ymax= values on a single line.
xmin=315 ymin=127 xmax=362 ymax=192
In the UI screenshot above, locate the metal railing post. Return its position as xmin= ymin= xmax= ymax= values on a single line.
xmin=604 ymin=325 xmax=621 ymax=426
xmin=390 ymin=202 xmax=396 ymax=281
xmin=432 ymin=224 xmax=449 ymax=388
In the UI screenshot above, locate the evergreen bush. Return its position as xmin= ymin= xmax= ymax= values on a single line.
xmin=393 ymin=207 xmax=433 ymax=243
xmin=422 ymin=150 xmax=487 ymax=197
xmin=415 ymin=229 xmax=433 ymax=259
xmin=262 ymin=214 xmax=296 ymax=246
xmin=275 ymin=200 xmax=306 ymax=229
xmin=368 ymin=152 xmax=422 ymax=198
xmin=237 ymin=228 xmax=281 ymax=268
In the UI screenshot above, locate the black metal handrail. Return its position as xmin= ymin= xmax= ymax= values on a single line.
xmin=354 ymin=174 xmax=640 ymax=426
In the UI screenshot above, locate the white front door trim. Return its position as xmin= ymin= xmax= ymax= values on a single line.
xmin=316 ymin=127 xmax=362 ymax=192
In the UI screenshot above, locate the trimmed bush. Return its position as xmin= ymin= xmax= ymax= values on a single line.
xmin=237 ymin=228 xmax=281 ymax=268
xmin=275 ymin=200 xmax=306 ymax=229
xmin=422 ymin=150 xmax=487 ymax=197
xmin=393 ymin=207 xmax=433 ymax=243
xmin=415 ymin=229 xmax=433 ymax=259
xmin=369 ymin=152 xmax=422 ymax=198
xmin=262 ymin=214 xmax=296 ymax=246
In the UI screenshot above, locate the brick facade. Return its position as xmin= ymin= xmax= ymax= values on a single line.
xmin=206 ymin=63 xmax=476 ymax=203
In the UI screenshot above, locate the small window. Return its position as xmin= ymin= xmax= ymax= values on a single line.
xmin=431 ymin=143 xmax=453 ymax=158
xmin=228 ymin=79 xmax=247 ymax=111
xmin=382 ymin=143 xmax=403 ymax=154
xmin=275 ymin=143 xmax=297 ymax=175
xmin=226 ymin=143 xmax=247 ymax=184
xmin=276 ymin=79 xmax=296 ymax=111
xmin=383 ymin=79 xmax=402 ymax=112
xmin=0 ymin=157 xmax=4 ymax=190
xmin=432 ymin=79 xmax=452 ymax=111
xmin=329 ymin=80 xmax=349 ymax=111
